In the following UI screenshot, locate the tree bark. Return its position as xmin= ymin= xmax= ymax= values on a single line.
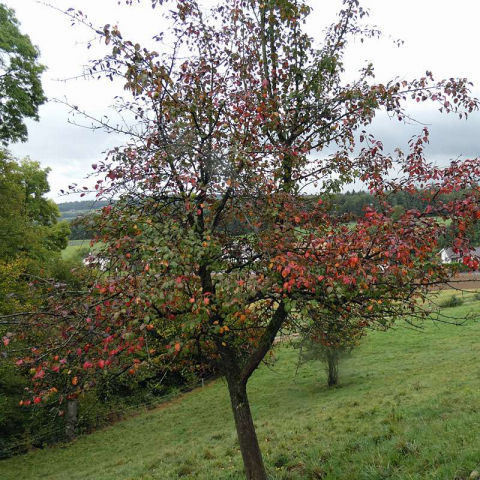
xmin=326 ymin=350 xmax=339 ymax=387
xmin=226 ymin=375 xmax=268 ymax=480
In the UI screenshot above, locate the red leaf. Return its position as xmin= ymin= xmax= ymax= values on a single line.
xmin=33 ymin=369 xmax=45 ymax=379
xmin=348 ymin=256 xmax=359 ymax=267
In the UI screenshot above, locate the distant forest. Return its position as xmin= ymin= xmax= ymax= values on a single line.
xmin=58 ymin=200 xmax=110 ymax=216
xmin=59 ymin=191 xmax=475 ymax=245
xmin=58 ymin=200 xmax=110 ymax=239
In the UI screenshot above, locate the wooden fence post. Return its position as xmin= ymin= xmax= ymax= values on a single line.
xmin=66 ymin=398 xmax=78 ymax=442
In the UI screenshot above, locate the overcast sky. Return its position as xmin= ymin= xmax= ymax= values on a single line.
xmin=4 ymin=0 xmax=480 ymax=200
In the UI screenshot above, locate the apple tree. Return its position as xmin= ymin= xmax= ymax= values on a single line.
xmin=5 ymin=1 xmax=480 ymax=478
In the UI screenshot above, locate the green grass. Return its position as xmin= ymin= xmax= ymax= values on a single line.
xmin=61 ymin=240 xmax=92 ymax=261
xmin=67 ymin=240 xmax=91 ymax=247
xmin=2 ymin=297 xmax=480 ymax=479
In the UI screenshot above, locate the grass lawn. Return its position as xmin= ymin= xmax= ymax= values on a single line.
xmin=1 ymin=293 xmax=480 ymax=479
xmin=61 ymin=240 xmax=93 ymax=261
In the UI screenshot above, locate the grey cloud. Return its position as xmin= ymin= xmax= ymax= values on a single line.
xmin=367 ymin=109 xmax=480 ymax=164
xmin=4 ymin=0 xmax=480 ymax=199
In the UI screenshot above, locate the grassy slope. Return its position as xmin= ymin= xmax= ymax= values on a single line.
xmin=2 ymin=294 xmax=480 ymax=479
xmin=61 ymin=240 xmax=94 ymax=261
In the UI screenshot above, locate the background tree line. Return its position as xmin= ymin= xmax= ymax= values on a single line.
xmin=62 ymin=190 xmax=480 ymax=249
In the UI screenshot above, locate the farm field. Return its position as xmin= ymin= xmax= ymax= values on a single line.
xmin=439 ymin=273 xmax=480 ymax=291
xmin=1 ymin=291 xmax=480 ymax=480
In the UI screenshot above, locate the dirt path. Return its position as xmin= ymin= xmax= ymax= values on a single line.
xmin=437 ymin=273 xmax=480 ymax=291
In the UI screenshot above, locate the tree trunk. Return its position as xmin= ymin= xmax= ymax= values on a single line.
xmin=226 ymin=375 xmax=268 ymax=480
xmin=326 ymin=350 xmax=339 ymax=387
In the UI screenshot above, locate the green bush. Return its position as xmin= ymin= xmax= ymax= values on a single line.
xmin=439 ymin=295 xmax=464 ymax=308
xmin=0 ymin=361 xmax=65 ymax=458
xmin=0 ymin=358 xmax=205 ymax=458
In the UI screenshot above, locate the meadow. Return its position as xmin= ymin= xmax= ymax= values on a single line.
xmin=1 ymin=290 xmax=480 ymax=480
xmin=61 ymin=240 xmax=90 ymax=261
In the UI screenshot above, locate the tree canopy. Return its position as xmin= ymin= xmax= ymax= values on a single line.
xmin=0 ymin=149 xmax=70 ymax=318
xmin=0 ymin=3 xmax=46 ymax=145
xmin=0 ymin=150 xmax=69 ymax=263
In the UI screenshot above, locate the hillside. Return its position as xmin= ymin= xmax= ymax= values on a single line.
xmin=57 ymin=201 xmax=109 ymax=221
xmin=1 ymin=291 xmax=480 ymax=479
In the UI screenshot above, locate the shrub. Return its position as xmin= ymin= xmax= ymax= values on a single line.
xmin=439 ymin=295 xmax=464 ymax=308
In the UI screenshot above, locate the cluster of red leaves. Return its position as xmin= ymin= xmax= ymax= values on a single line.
xmin=3 ymin=0 xmax=480 ymax=410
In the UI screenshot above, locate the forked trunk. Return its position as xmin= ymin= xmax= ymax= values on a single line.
xmin=226 ymin=375 xmax=268 ymax=480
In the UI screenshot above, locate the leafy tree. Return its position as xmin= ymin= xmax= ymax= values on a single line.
xmin=0 ymin=149 xmax=70 ymax=340
xmin=0 ymin=149 xmax=71 ymax=346
xmin=0 ymin=149 xmax=69 ymax=264
xmin=0 ymin=151 xmax=76 ymax=455
xmin=0 ymin=4 xmax=46 ymax=145
xmin=6 ymin=1 xmax=480 ymax=479
xmin=0 ymin=258 xmax=29 ymax=316
xmin=295 ymin=307 xmax=365 ymax=387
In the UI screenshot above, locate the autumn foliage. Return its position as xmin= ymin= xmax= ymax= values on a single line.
xmin=3 ymin=1 xmax=480 ymax=478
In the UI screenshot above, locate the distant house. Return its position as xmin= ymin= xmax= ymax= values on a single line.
xmin=83 ymin=252 xmax=109 ymax=271
xmin=439 ymin=247 xmax=480 ymax=264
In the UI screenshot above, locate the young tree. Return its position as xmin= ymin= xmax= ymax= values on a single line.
xmin=295 ymin=307 xmax=365 ymax=387
xmin=5 ymin=1 xmax=480 ymax=478
xmin=0 ymin=4 xmax=46 ymax=145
